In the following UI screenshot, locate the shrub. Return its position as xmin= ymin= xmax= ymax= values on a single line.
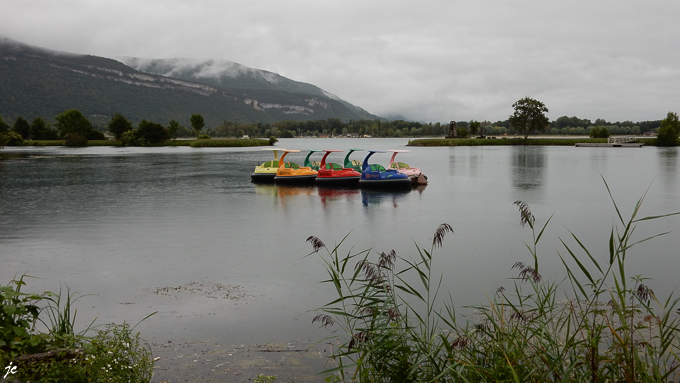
xmin=309 ymin=181 xmax=680 ymax=382
xmin=1 ymin=277 xmax=155 ymax=382
xmin=120 ymin=130 xmax=147 ymax=146
xmin=4 ymin=131 xmax=24 ymax=146
xmin=197 ymin=134 xmax=211 ymax=139
xmin=65 ymin=133 xmax=88 ymax=147
xmin=269 ymin=136 xmax=279 ymax=145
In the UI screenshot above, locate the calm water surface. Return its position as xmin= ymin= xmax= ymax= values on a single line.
xmin=2 ymin=138 xmax=679 ymax=354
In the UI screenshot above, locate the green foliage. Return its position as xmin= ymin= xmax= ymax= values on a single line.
xmin=589 ymin=126 xmax=611 ymax=138
xmin=4 ymin=131 xmax=25 ymax=146
xmin=656 ymin=112 xmax=680 ymax=147
xmin=254 ymin=374 xmax=278 ymax=383
xmin=167 ymin=119 xmax=181 ymax=139
xmin=269 ymin=136 xmax=279 ymax=145
xmin=12 ymin=116 xmax=31 ymax=139
xmin=55 ymin=109 xmax=93 ymax=139
xmin=107 ymin=113 xmax=132 ymax=141
xmin=469 ymin=120 xmax=481 ymax=136
xmin=310 ymin=184 xmax=680 ymax=382
xmin=457 ymin=126 xmax=469 ymax=138
xmin=0 ymin=275 xmax=47 ymax=359
xmin=509 ymin=97 xmax=550 ymax=139
xmin=0 ymin=115 xmax=9 ymax=134
xmin=197 ymin=134 xmax=211 ymax=139
xmin=137 ymin=119 xmax=170 ymax=143
xmin=119 ymin=129 xmax=147 ymax=146
xmin=190 ymin=114 xmax=205 ymax=137
xmin=31 ymin=117 xmax=58 ymax=140
xmin=1 ymin=277 xmax=155 ymax=382
xmin=65 ymin=133 xmax=88 ymax=147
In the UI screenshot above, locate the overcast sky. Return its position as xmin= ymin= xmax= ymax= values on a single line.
xmin=2 ymin=0 xmax=679 ymax=123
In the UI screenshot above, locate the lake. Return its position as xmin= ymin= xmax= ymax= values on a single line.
xmin=1 ymin=138 xmax=679 ymax=381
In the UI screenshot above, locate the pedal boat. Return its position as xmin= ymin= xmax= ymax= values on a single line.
xmin=343 ymin=148 xmax=365 ymax=172
xmin=358 ymin=150 xmax=412 ymax=188
xmin=251 ymin=148 xmax=286 ymax=182
xmin=388 ymin=149 xmax=428 ymax=184
xmin=303 ymin=149 xmax=324 ymax=171
xmin=273 ymin=150 xmax=318 ymax=184
xmin=315 ymin=150 xmax=361 ymax=186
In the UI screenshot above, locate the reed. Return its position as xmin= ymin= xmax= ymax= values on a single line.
xmin=309 ymin=181 xmax=680 ymax=382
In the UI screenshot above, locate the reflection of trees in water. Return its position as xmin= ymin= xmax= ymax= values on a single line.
xmin=512 ymin=147 xmax=546 ymax=190
xmin=658 ymin=148 xmax=678 ymax=192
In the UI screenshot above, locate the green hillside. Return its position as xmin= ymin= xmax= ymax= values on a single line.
xmin=0 ymin=37 xmax=380 ymax=128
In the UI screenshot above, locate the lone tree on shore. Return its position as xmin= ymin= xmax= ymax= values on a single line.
xmin=509 ymin=97 xmax=549 ymax=139
xmin=656 ymin=112 xmax=680 ymax=147
xmin=190 ymin=114 xmax=205 ymax=138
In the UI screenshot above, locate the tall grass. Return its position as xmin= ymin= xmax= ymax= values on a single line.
xmin=308 ymin=181 xmax=680 ymax=382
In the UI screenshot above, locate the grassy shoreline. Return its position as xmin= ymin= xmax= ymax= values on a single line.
xmin=408 ymin=136 xmax=657 ymax=146
xmin=14 ymin=138 xmax=273 ymax=148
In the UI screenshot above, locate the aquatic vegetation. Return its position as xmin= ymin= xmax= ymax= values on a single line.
xmin=309 ymin=181 xmax=680 ymax=382
xmin=0 ymin=278 xmax=155 ymax=382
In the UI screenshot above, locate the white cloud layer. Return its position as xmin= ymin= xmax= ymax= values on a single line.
xmin=2 ymin=0 xmax=679 ymax=122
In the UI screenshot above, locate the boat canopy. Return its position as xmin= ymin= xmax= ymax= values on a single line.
xmin=361 ymin=150 xmax=387 ymax=172
xmin=344 ymin=148 xmax=365 ymax=170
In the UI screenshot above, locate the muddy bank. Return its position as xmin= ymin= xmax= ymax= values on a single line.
xmin=150 ymin=338 xmax=331 ymax=383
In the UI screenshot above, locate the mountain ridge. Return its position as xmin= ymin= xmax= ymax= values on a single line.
xmin=0 ymin=37 xmax=381 ymax=128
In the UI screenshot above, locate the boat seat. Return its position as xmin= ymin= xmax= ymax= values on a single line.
xmin=370 ymin=164 xmax=386 ymax=172
xmin=324 ymin=163 xmax=343 ymax=170
xmin=284 ymin=162 xmax=300 ymax=169
xmin=390 ymin=162 xmax=410 ymax=170
xmin=352 ymin=160 xmax=362 ymax=167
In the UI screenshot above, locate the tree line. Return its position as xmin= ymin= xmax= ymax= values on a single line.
xmin=1 ymin=103 xmax=677 ymax=147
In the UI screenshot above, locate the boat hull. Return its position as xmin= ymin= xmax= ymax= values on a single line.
xmin=274 ymin=174 xmax=317 ymax=184
xmin=250 ymin=172 xmax=277 ymax=182
xmin=315 ymin=175 xmax=360 ymax=186
xmin=359 ymin=177 xmax=412 ymax=188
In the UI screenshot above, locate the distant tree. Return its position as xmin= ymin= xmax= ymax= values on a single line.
xmin=4 ymin=131 xmax=24 ymax=146
xmin=0 ymin=116 xmax=9 ymax=134
xmin=12 ymin=117 xmax=31 ymax=139
xmin=509 ymin=97 xmax=550 ymax=139
xmin=137 ymin=120 xmax=170 ymax=144
xmin=656 ymin=112 xmax=680 ymax=147
xmin=55 ymin=109 xmax=93 ymax=139
xmin=31 ymin=117 xmax=58 ymax=140
xmin=108 ymin=113 xmax=132 ymax=140
xmin=469 ymin=120 xmax=481 ymax=137
xmin=190 ymin=114 xmax=205 ymax=138
xmin=167 ymin=119 xmax=180 ymax=140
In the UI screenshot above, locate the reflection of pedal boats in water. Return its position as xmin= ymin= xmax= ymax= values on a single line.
xmin=358 ymin=150 xmax=412 ymax=189
xmin=360 ymin=187 xmax=412 ymax=206
xmin=250 ymin=148 xmax=286 ymax=182
xmin=315 ymin=150 xmax=361 ymax=186
xmin=273 ymin=150 xmax=318 ymax=184
xmin=388 ymin=150 xmax=428 ymax=185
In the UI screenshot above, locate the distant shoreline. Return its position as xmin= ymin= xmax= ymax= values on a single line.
xmin=408 ymin=136 xmax=656 ymax=147
xmin=13 ymin=138 xmax=273 ymax=148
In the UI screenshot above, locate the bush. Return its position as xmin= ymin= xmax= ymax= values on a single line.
xmin=120 ymin=130 xmax=147 ymax=146
xmin=1 ymin=277 xmax=155 ymax=382
xmin=65 ymin=133 xmax=88 ymax=147
xmin=4 ymin=131 xmax=24 ymax=146
xmin=269 ymin=136 xmax=279 ymax=145
xmin=197 ymin=134 xmax=211 ymax=139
